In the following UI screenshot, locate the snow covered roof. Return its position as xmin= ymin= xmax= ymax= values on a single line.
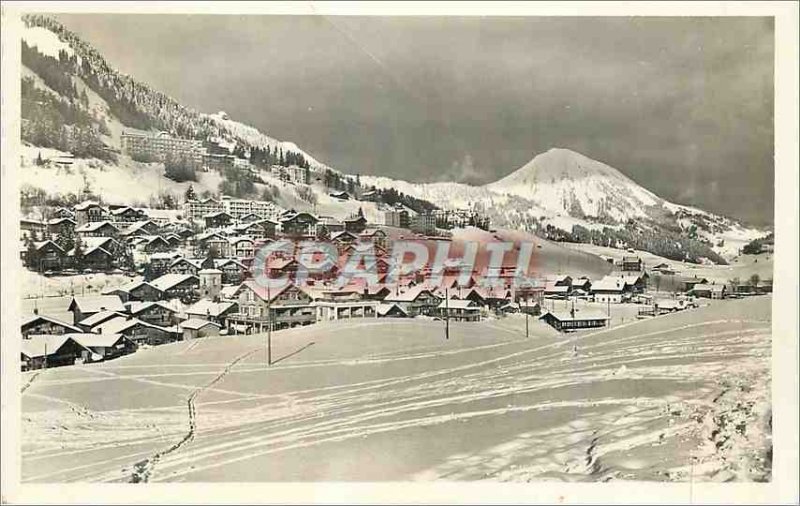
xmin=69 ymin=295 xmax=125 ymax=314
xmin=150 ymin=273 xmax=199 ymax=291
xmin=437 ymin=299 xmax=478 ymax=310
xmin=377 ymin=303 xmax=408 ymax=317
xmin=78 ymin=310 xmax=128 ymax=329
xmin=180 ymin=318 xmax=222 ymax=330
xmin=591 ymin=276 xmax=625 ymax=292
xmin=92 ymin=316 xmax=158 ymax=335
xmin=540 ymin=310 xmax=610 ymax=322
xmin=185 ymin=300 xmax=237 ymax=318
xmin=126 ymin=301 xmax=176 ymax=315
xmin=692 ymin=283 xmax=725 ymax=292
xmin=76 ymin=221 xmax=118 ymax=233
xmin=21 ymin=314 xmax=81 ymax=333
xmin=69 ymin=333 xmax=129 ymax=349
xmin=21 ymin=335 xmax=77 ymax=359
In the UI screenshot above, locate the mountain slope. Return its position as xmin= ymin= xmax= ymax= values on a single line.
xmin=488 ymin=148 xmax=663 ymax=222
xmin=18 ymin=15 xmax=768 ymax=264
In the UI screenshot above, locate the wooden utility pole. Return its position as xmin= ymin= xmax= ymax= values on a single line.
xmin=525 ymin=307 xmax=529 ymax=338
xmin=267 ymin=284 xmax=272 ymax=366
xmin=444 ymin=287 xmax=450 ymax=340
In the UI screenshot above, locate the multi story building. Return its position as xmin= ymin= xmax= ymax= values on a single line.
xmin=121 ymin=131 xmax=203 ymax=165
xmin=122 ymin=132 xmax=203 ymax=165
xmin=411 ymin=211 xmax=437 ymax=235
xmin=220 ymin=196 xmax=280 ymax=221
xmin=184 ymin=198 xmax=224 ymax=222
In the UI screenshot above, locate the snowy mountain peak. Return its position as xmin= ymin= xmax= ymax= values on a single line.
xmin=487 ymin=148 xmax=662 ymax=222
xmin=493 ymin=148 xmax=644 ymax=189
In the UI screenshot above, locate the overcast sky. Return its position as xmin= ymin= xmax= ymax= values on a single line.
xmin=55 ymin=14 xmax=774 ymax=226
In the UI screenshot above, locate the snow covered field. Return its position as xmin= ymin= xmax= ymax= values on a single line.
xmin=21 ymin=296 xmax=772 ymax=483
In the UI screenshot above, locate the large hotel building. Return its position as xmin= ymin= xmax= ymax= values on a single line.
xmin=121 ymin=131 xmax=203 ymax=165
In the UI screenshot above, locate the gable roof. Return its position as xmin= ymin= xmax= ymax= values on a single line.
xmin=126 ymin=301 xmax=177 ymax=316
xmin=540 ymin=310 xmax=610 ymax=322
xmin=185 ymin=300 xmax=238 ymax=318
xmin=21 ymin=314 xmax=81 ymax=333
xmin=235 ymin=280 xmax=309 ymax=303
xmin=21 ymin=335 xmax=81 ymax=359
xmin=150 ymin=273 xmax=199 ymax=291
xmin=76 ymin=221 xmax=119 ymax=233
xmin=68 ymin=295 xmax=125 ymax=314
xmin=33 ymin=240 xmax=64 ymax=253
xmin=591 ymin=276 xmax=626 ymax=292
xmin=78 ymin=310 xmax=129 ymax=328
xmin=68 ymin=333 xmax=130 ymax=349
xmin=92 ymin=316 xmax=160 ymax=335
xmin=180 ymin=318 xmax=222 ymax=330
xmin=377 ymin=303 xmax=408 ymax=317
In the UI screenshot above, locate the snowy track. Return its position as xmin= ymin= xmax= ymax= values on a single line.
xmin=21 ymin=297 xmax=772 ymax=483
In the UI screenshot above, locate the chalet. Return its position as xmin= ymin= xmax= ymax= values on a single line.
xmin=204 ymin=211 xmax=233 ymax=229
xmin=621 ymin=256 xmax=643 ymax=272
xmin=359 ymin=228 xmax=388 ymax=250
xmin=138 ymin=235 xmax=171 ymax=253
xmin=21 ymin=335 xmax=91 ymax=370
xmin=329 ymin=191 xmax=350 ymax=201
xmin=83 ymin=236 xmax=122 ymax=256
xmin=232 ymin=281 xmax=316 ymax=331
xmin=76 ymin=221 xmax=119 ymax=238
xmin=121 ymin=220 xmax=161 ymax=237
xmin=74 ymin=201 xmax=105 ymax=226
xmin=46 ymin=217 xmax=76 ymax=236
xmin=126 ymin=301 xmax=179 ymax=326
xmin=214 ymin=258 xmax=249 ymax=284
xmin=690 ymin=283 xmax=726 ymax=299
xmin=652 ymin=299 xmax=690 ymax=315
xmin=544 ymin=282 xmax=571 ymax=299
xmin=675 ymin=276 xmax=709 ymax=292
xmin=539 ymin=309 xmax=610 ymax=332
xmin=21 ymin=314 xmax=82 ymax=338
xmin=92 ymin=316 xmax=172 ymax=346
xmin=150 ymin=273 xmax=199 ymax=301
xmin=149 ymin=252 xmax=182 ymax=277
xmin=330 ymin=230 xmax=359 ymax=248
xmin=280 ymin=212 xmax=319 ymax=237
xmin=519 ymin=300 xmax=542 ymax=316
xmin=51 ymin=207 xmax=75 ymax=220
xmin=361 ymin=190 xmax=379 ymax=202
xmin=591 ymin=276 xmax=628 ymax=304
xmin=462 ymin=288 xmax=488 ymax=307
xmin=570 ymin=277 xmax=592 ymax=292
xmin=238 ymin=212 xmax=261 ymax=223
xmin=551 ymin=275 xmax=573 ymax=287
xmin=343 ymin=215 xmax=368 ymax=234
xmin=438 ymin=298 xmax=481 ymax=322
xmin=228 ymin=236 xmax=255 ymax=258
xmin=481 ymin=286 xmax=514 ymax=310
xmin=233 ymin=220 xmax=275 ymax=240
xmin=318 ymin=216 xmax=345 ymax=235
xmin=68 ymin=295 xmax=126 ymax=325
xmin=30 ymin=241 xmax=66 ymax=270
xmin=384 ymin=286 xmax=442 ymax=317
xmin=110 ymin=206 xmax=146 ymax=224
xmin=377 ymin=302 xmax=408 ymax=318
xmin=185 ymin=300 xmax=239 ymax=325
xmin=181 ymin=319 xmax=222 ymax=340
xmin=163 ymin=234 xmax=182 ymax=247
xmin=205 ymin=236 xmax=230 ymax=257
xmin=104 ymin=280 xmax=163 ymax=303
xmin=77 ymin=310 xmax=129 ymax=331
xmin=169 ymin=257 xmax=203 ymax=276
xmin=621 ymin=274 xmax=647 ymax=294
xmin=69 ymin=333 xmax=137 ymax=360
xmin=79 ymin=244 xmax=114 ymax=271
